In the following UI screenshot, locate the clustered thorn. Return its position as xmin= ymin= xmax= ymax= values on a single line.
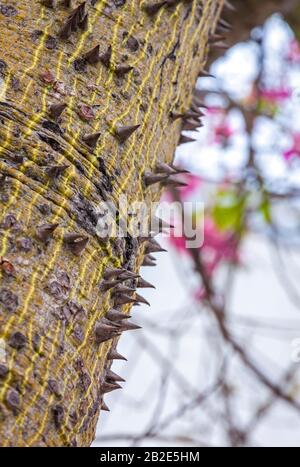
xmin=59 ymin=2 xmax=87 ymax=40
xmin=41 ymin=0 xmax=56 ymax=8
xmin=143 ymin=1 xmax=166 ymax=16
xmin=45 ymin=165 xmax=69 ymax=179
xmin=114 ymin=65 xmax=133 ymax=78
xmin=36 ymin=223 xmax=59 ymax=242
xmin=63 ymin=233 xmax=89 ymax=256
xmin=106 ymin=309 xmax=130 ymax=322
xmin=100 ymin=45 xmax=112 ymax=68
xmin=223 ymin=0 xmax=236 ymax=12
xmin=143 ymin=163 xmax=189 ymax=189
xmin=142 ymin=255 xmax=157 ymax=267
xmin=84 ymin=45 xmax=100 ymax=65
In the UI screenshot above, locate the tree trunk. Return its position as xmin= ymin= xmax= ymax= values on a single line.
xmin=0 ymin=0 xmax=224 ymax=447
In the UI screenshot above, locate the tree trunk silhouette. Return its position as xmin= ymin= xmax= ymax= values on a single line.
xmin=217 ymin=0 xmax=299 ymax=54
xmin=0 ymin=0 xmax=224 ymax=447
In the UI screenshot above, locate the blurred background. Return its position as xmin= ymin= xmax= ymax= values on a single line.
xmin=94 ymin=13 xmax=300 ymax=447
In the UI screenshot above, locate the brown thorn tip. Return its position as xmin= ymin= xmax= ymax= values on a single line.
xmin=118 ymin=321 xmax=142 ymax=332
xmin=114 ymin=125 xmax=140 ymax=144
xmin=224 ymin=0 xmax=236 ymax=11
xmin=49 ymin=103 xmax=67 ymax=119
xmin=95 ymin=322 xmax=120 ymax=344
xmin=155 ymin=162 xmax=177 ymax=175
xmin=59 ymin=19 xmax=73 ymax=40
xmin=114 ymin=294 xmax=137 ymax=306
xmin=101 ymin=382 xmax=122 ymax=394
xmin=103 ymin=268 xmax=127 ymax=280
xmin=179 ymin=135 xmax=196 ymax=144
xmin=41 ymin=0 xmax=55 ymax=8
xmin=63 ymin=233 xmax=88 ymax=256
xmin=171 ymin=111 xmax=199 ymax=121
xmin=142 ymin=256 xmax=157 ymax=267
xmin=101 ymin=401 xmax=110 ymax=412
xmin=107 ymin=349 xmax=127 ymax=361
xmin=143 ymin=2 xmax=166 ymax=16
xmin=198 ymin=70 xmax=215 ymax=78
xmin=118 ymin=271 xmax=139 ymax=280
xmin=115 ymin=65 xmax=133 ymax=78
xmin=161 ymin=177 xmax=188 ymax=188
xmin=183 ymin=118 xmax=201 ymax=131
xmin=106 ymin=369 xmax=125 ymax=383
xmin=46 ymin=165 xmax=69 ymax=179
xmin=135 ymin=293 xmax=150 ymax=306
xmin=111 ymin=284 xmax=136 ymax=295
xmin=106 ymin=309 xmax=130 ymax=322
xmin=143 ymin=172 xmax=168 ymax=187
xmin=59 ymin=2 xmax=86 ymax=39
xmin=145 ymin=240 xmax=167 ymax=254
xmin=82 ymin=132 xmax=101 ymax=148
xmin=79 ymin=13 xmax=88 ymax=31
xmin=100 ymin=279 xmax=124 ymax=292
xmin=137 ymin=277 xmax=155 ymax=289
xmin=84 ymin=45 xmax=100 ymax=64
xmin=37 ymin=223 xmax=59 ymax=241
xmin=100 ymin=46 xmax=112 ymax=68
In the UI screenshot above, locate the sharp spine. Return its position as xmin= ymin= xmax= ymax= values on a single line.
xmin=101 ymin=401 xmax=110 ymax=412
xmin=82 ymin=132 xmax=101 ymax=148
xmin=106 ymin=370 xmax=125 ymax=383
xmin=37 ymin=223 xmax=59 ymax=241
xmin=46 ymin=165 xmax=69 ymax=179
xmin=100 ymin=45 xmax=112 ymax=68
xmin=114 ymin=294 xmax=137 ymax=306
xmin=107 ymin=349 xmax=127 ymax=361
xmin=135 ymin=293 xmax=150 ymax=306
xmin=95 ymin=322 xmax=120 ymax=344
xmin=114 ymin=125 xmax=140 ymax=144
xmin=49 ymin=103 xmax=67 ymax=120
xmin=84 ymin=45 xmax=100 ymax=64
xmin=101 ymin=381 xmax=122 ymax=394
xmin=143 ymin=172 xmax=168 ymax=187
xmin=106 ymin=309 xmax=130 ymax=322
xmin=137 ymin=277 xmax=155 ymax=289
xmin=115 ymin=65 xmax=133 ymax=77
xmin=117 ymin=321 xmax=142 ymax=332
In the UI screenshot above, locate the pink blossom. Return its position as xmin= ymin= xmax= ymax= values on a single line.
xmin=201 ymin=219 xmax=239 ymax=276
xmin=194 ymin=287 xmax=207 ymax=302
xmin=287 ymin=40 xmax=300 ymax=64
xmin=205 ymin=106 xmax=225 ymax=115
xmin=168 ymin=217 xmax=239 ymax=271
xmin=214 ymin=122 xmax=234 ymax=143
xmin=260 ymin=87 xmax=291 ymax=103
xmin=283 ymin=133 xmax=300 ymax=161
xmin=178 ymin=174 xmax=202 ymax=199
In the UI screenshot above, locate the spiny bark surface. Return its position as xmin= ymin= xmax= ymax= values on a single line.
xmin=0 ymin=0 xmax=223 ymax=446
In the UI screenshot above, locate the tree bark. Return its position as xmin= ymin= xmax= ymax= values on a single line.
xmin=0 ymin=0 xmax=224 ymax=447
